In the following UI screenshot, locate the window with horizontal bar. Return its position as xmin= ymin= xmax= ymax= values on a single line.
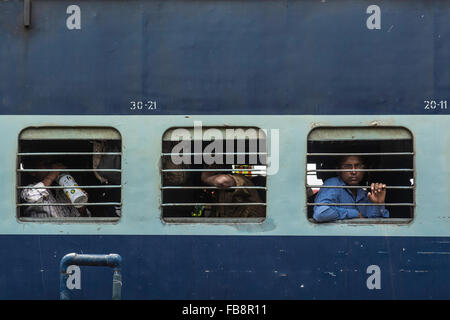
xmin=17 ymin=127 xmax=122 ymax=222
xmin=307 ymin=127 xmax=414 ymax=224
xmin=161 ymin=127 xmax=267 ymax=223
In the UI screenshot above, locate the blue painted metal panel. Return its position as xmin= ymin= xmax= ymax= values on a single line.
xmin=0 ymin=235 xmax=449 ymax=299
xmin=0 ymin=0 xmax=449 ymax=115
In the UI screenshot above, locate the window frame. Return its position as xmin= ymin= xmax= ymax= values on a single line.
xmin=160 ymin=126 xmax=268 ymax=224
xmin=16 ymin=126 xmax=122 ymax=223
xmin=306 ymin=126 xmax=415 ymax=225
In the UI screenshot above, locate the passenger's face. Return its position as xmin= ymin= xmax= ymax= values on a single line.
xmin=31 ymin=159 xmax=53 ymax=180
xmin=339 ymin=156 xmax=364 ymax=186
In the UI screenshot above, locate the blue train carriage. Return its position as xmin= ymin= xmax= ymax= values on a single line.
xmin=0 ymin=0 xmax=449 ymax=299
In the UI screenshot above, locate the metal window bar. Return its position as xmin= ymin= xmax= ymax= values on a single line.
xmin=162 ymin=152 xmax=267 ymax=156
xmin=18 ymin=169 xmax=122 ymax=172
xmin=162 ymin=168 xmax=266 ymax=172
xmin=20 ymin=217 xmax=119 ymax=222
xmin=17 ymin=202 xmax=121 ymax=207
xmin=161 ymin=186 xmax=267 ymax=190
xmin=18 ymin=152 xmax=122 ymax=156
xmin=162 ymin=203 xmax=266 ymax=206
xmin=306 ymin=185 xmax=413 ymax=189
xmin=307 ymin=169 xmax=413 ymax=173
xmin=306 ymin=152 xmax=414 ymax=156
xmin=308 ymin=203 xmax=414 ymax=206
xmin=17 ymin=185 xmax=121 ymax=189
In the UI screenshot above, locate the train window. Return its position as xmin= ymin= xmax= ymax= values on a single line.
xmin=161 ymin=126 xmax=267 ymax=223
xmin=17 ymin=127 xmax=122 ymax=222
xmin=307 ymin=127 xmax=414 ymax=224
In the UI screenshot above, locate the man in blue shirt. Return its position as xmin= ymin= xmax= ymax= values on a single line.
xmin=313 ymin=155 xmax=389 ymax=222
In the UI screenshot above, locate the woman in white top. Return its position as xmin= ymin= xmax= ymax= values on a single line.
xmin=20 ymin=158 xmax=90 ymax=218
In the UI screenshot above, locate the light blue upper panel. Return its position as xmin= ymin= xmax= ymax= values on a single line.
xmin=0 ymin=115 xmax=448 ymax=237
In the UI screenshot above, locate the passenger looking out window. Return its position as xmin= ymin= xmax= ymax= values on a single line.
xmin=313 ymin=155 xmax=389 ymax=222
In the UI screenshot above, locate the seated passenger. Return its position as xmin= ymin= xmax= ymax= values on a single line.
xmin=201 ymin=166 xmax=265 ymax=218
xmin=20 ymin=158 xmax=90 ymax=218
xmin=313 ymin=155 xmax=389 ymax=222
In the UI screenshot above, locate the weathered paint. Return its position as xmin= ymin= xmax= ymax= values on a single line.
xmin=0 ymin=235 xmax=448 ymax=299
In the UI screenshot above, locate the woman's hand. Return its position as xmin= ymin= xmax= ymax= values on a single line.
xmin=42 ymin=163 xmax=66 ymax=186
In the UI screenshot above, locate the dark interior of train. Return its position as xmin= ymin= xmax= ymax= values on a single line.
xmin=18 ymin=139 xmax=121 ymax=218
xmin=307 ymin=139 xmax=414 ymax=220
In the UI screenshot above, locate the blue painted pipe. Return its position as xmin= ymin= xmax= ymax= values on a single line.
xmin=60 ymin=253 xmax=122 ymax=300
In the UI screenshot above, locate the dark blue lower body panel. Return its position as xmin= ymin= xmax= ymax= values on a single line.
xmin=0 ymin=235 xmax=448 ymax=299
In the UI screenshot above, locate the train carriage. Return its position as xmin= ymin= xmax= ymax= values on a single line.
xmin=0 ymin=0 xmax=449 ymax=300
